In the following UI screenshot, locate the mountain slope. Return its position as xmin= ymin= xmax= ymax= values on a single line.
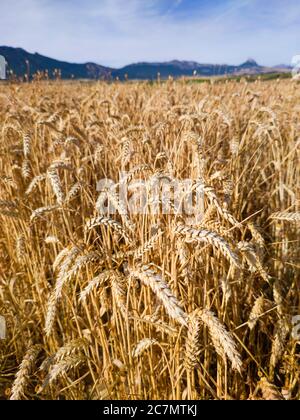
xmin=0 ymin=46 xmax=290 ymax=80
xmin=114 ymin=60 xmax=241 ymax=79
xmin=114 ymin=59 xmax=284 ymax=80
xmin=0 ymin=46 xmax=113 ymax=79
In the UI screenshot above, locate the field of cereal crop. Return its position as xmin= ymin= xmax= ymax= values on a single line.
xmin=0 ymin=79 xmax=299 ymax=400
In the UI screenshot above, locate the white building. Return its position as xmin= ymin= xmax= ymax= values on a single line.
xmin=0 ymin=55 xmax=6 ymax=80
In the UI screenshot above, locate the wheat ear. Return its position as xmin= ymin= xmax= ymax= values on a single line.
xmin=175 ymin=224 xmax=241 ymax=268
xmin=199 ymin=309 xmax=242 ymax=372
xmin=132 ymin=338 xmax=158 ymax=358
xmin=10 ymin=345 xmax=41 ymax=400
xmin=130 ymin=265 xmax=188 ymax=326
xmin=184 ymin=310 xmax=202 ymax=370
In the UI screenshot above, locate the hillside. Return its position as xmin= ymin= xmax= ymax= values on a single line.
xmin=0 ymin=46 xmax=113 ymax=79
xmin=0 ymin=46 xmax=291 ymax=80
xmin=113 ymin=59 xmax=275 ymax=80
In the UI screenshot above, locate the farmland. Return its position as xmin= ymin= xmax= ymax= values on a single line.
xmin=0 ymin=79 xmax=299 ymax=400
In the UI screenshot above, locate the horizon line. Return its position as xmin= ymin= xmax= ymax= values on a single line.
xmin=0 ymin=46 xmax=291 ymax=69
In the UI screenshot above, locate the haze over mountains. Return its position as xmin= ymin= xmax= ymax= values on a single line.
xmin=0 ymin=46 xmax=291 ymax=80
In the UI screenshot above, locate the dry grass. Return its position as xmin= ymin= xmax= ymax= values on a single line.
xmin=0 ymin=78 xmax=299 ymax=400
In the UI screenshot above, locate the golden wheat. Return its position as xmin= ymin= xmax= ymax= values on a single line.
xmin=0 ymin=78 xmax=299 ymax=400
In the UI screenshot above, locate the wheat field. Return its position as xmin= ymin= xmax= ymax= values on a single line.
xmin=0 ymin=78 xmax=299 ymax=400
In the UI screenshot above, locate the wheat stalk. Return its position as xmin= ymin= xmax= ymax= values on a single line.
xmin=184 ymin=310 xmax=202 ymax=370
xmin=23 ymin=132 xmax=31 ymax=159
xmin=30 ymin=205 xmax=60 ymax=222
xmin=85 ymin=216 xmax=132 ymax=243
xmin=199 ymin=309 xmax=242 ymax=372
xmin=130 ymin=265 xmax=188 ymax=326
xmin=270 ymin=212 xmax=300 ymax=222
xmin=26 ymin=174 xmax=47 ymax=195
xmin=47 ymin=169 xmax=65 ymax=205
xmin=79 ymin=270 xmax=113 ymax=303
xmin=10 ymin=345 xmax=41 ymax=400
xmin=132 ymin=338 xmax=158 ymax=358
xmin=175 ymin=224 xmax=241 ymax=268
xmin=248 ymin=296 xmax=266 ymax=330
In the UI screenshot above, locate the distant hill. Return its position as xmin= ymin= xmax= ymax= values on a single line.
xmin=0 ymin=46 xmax=113 ymax=79
xmin=113 ymin=59 xmax=277 ymax=80
xmin=272 ymin=64 xmax=293 ymax=71
xmin=0 ymin=46 xmax=291 ymax=80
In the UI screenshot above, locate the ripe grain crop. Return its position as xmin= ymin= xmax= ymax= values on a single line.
xmin=0 ymin=78 xmax=299 ymax=400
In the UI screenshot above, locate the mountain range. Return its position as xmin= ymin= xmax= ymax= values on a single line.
xmin=0 ymin=46 xmax=291 ymax=80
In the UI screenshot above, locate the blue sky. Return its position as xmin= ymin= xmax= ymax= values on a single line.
xmin=1 ymin=0 xmax=300 ymax=67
